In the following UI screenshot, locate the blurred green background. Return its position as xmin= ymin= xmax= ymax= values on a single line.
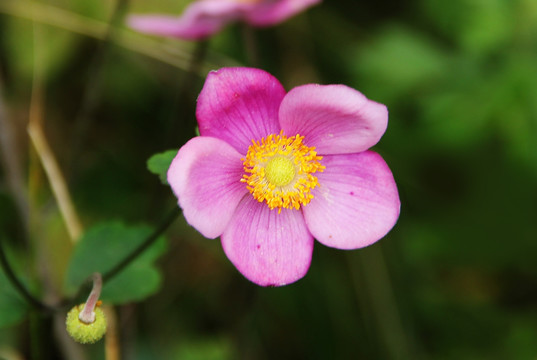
xmin=1 ymin=0 xmax=537 ymax=359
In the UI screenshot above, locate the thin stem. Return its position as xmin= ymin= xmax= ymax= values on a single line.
xmin=28 ymin=121 xmax=83 ymax=242
xmin=164 ymin=39 xmax=209 ymax=147
xmin=68 ymin=0 xmax=129 ymax=180
xmin=0 ymin=0 xmax=239 ymax=72
xmin=103 ymin=305 xmax=120 ymax=360
xmin=79 ymin=273 xmax=102 ymax=324
xmin=187 ymin=40 xmax=210 ymax=81
xmin=103 ymin=206 xmax=181 ymax=283
xmin=28 ymin=86 xmax=83 ymax=242
xmin=1 ymin=206 xmax=180 ymax=313
xmin=0 ymin=79 xmax=30 ymax=235
xmin=242 ymin=24 xmax=259 ymax=67
xmin=351 ymin=246 xmax=412 ymax=360
xmin=0 ymin=236 xmax=53 ymax=312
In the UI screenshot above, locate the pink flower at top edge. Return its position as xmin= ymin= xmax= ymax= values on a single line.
xmin=127 ymin=0 xmax=321 ymax=40
xmin=167 ymin=67 xmax=400 ymax=286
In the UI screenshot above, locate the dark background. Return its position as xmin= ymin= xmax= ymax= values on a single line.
xmin=1 ymin=0 xmax=536 ymax=359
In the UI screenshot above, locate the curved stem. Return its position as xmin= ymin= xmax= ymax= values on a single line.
xmin=79 ymin=273 xmax=102 ymax=323
xmin=0 ymin=236 xmax=54 ymax=312
xmin=103 ymin=206 xmax=181 ymax=283
xmin=1 ymin=206 xmax=181 ymax=313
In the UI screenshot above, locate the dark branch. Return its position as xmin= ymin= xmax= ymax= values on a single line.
xmin=0 ymin=236 xmax=56 ymax=312
xmin=103 ymin=206 xmax=181 ymax=283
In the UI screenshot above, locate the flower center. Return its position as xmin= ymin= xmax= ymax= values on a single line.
xmin=241 ymin=131 xmax=325 ymax=212
xmin=264 ymin=157 xmax=295 ymax=187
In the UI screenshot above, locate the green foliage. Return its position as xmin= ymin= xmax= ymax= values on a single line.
xmin=147 ymin=150 xmax=179 ymax=184
xmin=4 ymin=17 xmax=77 ymax=84
xmin=422 ymin=0 xmax=513 ymax=54
xmin=351 ymin=25 xmax=448 ymax=102
xmin=173 ymin=337 xmax=236 ymax=360
xmin=64 ymin=222 xmax=166 ymax=304
xmin=0 ymin=271 xmax=27 ymax=329
xmin=1 ymin=0 xmax=537 ymax=358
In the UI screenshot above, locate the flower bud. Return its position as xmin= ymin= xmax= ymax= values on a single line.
xmin=66 ymin=303 xmax=107 ymax=344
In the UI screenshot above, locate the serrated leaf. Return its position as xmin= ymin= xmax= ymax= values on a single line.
xmin=64 ymin=222 xmax=166 ymax=304
xmin=147 ymin=150 xmax=178 ymax=184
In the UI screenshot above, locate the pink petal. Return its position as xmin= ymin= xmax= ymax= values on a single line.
xmin=245 ymin=0 xmax=321 ymax=26
xmin=127 ymin=1 xmax=245 ymax=40
xmin=167 ymin=136 xmax=248 ymax=238
xmin=279 ymin=84 xmax=388 ymax=155
xmin=221 ymin=196 xmax=314 ymax=286
xmin=197 ymin=67 xmax=286 ymax=154
xmin=303 ymin=151 xmax=400 ymax=249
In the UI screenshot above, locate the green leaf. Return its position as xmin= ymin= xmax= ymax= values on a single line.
xmin=64 ymin=222 xmax=166 ymax=304
xmin=0 ymin=270 xmax=28 ymax=329
xmin=147 ymin=150 xmax=178 ymax=184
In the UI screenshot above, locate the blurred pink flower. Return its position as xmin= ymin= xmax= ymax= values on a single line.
xmin=128 ymin=0 xmax=320 ymax=40
xmin=167 ymin=67 xmax=400 ymax=286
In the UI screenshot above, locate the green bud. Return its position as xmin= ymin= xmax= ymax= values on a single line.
xmin=66 ymin=303 xmax=107 ymax=344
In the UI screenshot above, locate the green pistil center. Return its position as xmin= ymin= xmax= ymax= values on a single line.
xmin=264 ymin=157 xmax=295 ymax=187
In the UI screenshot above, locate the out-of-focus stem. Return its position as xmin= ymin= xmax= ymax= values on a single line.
xmin=0 ymin=80 xmax=29 ymax=233
xmin=28 ymin=97 xmax=83 ymax=242
xmin=242 ymin=24 xmax=259 ymax=67
xmin=68 ymin=0 xmax=129 ymax=180
xmin=104 ymin=305 xmax=120 ymax=360
xmin=29 ymin=21 xmax=86 ymax=360
xmin=64 ymin=206 xmax=181 ymax=307
xmin=348 ymin=246 xmax=412 ymax=360
xmin=53 ymin=313 xmax=87 ymax=360
xmin=103 ymin=206 xmax=181 ymax=283
xmin=0 ymin=234 xmax=52 ymax=312
xmin=0 ymin=0 xmax=238 ymax=73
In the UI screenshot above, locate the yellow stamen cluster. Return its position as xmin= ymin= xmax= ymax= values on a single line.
xmin=241 ymin=131 xmax=325 ymax=212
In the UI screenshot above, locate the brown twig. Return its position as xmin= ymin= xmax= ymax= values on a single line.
xmin=28 ymin=102 xmax=83 ymax=242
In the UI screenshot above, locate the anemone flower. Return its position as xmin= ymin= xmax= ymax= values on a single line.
xmin=167 ymin=67 xmax=400 ymax=286
xmin=128 ymin=0 xmax=320 ymax=40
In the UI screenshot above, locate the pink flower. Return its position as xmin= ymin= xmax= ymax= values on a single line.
xmin=167 ymin=67 xmax=400 ymax=286
xmin=127 ymin=0 xmax=320 ymax=40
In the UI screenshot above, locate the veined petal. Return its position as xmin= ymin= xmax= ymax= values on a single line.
xmin=279 ymin=84 xmax=388 ymax=155
xmin=303 ymin=151 xmax=400 ymax=249
xmin=245 ymin=0 xmax=321 ymax=26
xmin=222 ymin=196 xmax=314 ymax=286
xmin=197 ymin=67 xmax=285 ymax=154
xmin=127 ymin=1 xmax=245 ymax=40
xmin=167 ymin=136 xmax=247 ymax=239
